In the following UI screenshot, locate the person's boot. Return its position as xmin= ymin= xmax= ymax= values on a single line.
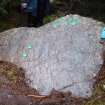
xmin=33 ymin=17 xmax=43 ymax=27
xmin=27 ymin=14 xmax=35 ymax=27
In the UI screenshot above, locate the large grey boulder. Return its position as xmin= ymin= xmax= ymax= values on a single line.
xmin=0 ymin=14 xmax=103 ymax=98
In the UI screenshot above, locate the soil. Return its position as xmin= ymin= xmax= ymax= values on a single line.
xmin=0 ymin=50 xmax=105 ymax=105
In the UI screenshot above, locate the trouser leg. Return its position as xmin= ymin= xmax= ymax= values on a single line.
xmin=36 ymin=0 xmax=45 ymax=26
xmin=27 ymin=13 xmax=33 ymax=27
xmin=27 ymin=13 xmax=38 ymax=27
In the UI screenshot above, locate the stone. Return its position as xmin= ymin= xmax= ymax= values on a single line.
xmin=103 ymin=84 xmax=105 ymax=90
xmin=0 ymin=14 xmax=104 ymax=98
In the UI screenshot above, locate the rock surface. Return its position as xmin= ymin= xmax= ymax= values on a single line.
xmin=0 ymin=14 xmax=103 ymax=98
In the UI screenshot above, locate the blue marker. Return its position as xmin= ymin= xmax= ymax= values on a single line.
xmin=101 ymin=27 xmax=105 ymax=40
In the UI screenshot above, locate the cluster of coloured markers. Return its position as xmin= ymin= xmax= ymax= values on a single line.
xmin=21 ymin=16 xmax=80 ymax=59
xmin=52 ymin=16 xmax=80 ymax=28
xmin=22 ymin=44 xmax=32 ymax=59
xmin=21 ymin=16 xmax=105 ymax=59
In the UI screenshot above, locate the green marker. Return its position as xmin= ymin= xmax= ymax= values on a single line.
xmin=52 ymin=21 xmax=61 ymax=28
xmin=66 ymin=17 xmax=80 ymax=26
xmin=27 ymin=44 xmax=32 ymax=49
xmin=58 ymin=17 xmax=65 ymax=22
xmin=22 ymin=53 xmax=28 ymax=59
xmin=52 ymin=17 xmax=65 ymax=28
xmin=96 ymin=44 xmax=101 ymax=48
xmin=53 ymin=23 xmax=59 ymax=28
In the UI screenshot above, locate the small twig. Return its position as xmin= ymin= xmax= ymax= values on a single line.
xmin=27 ymin=94 xmax=47 ymax=99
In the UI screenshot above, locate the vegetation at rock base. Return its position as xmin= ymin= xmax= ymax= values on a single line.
xmin=83 ymin=63 xmax=105 ymax=105
xmin=0 ymin=61 xmax=24 ymax=85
